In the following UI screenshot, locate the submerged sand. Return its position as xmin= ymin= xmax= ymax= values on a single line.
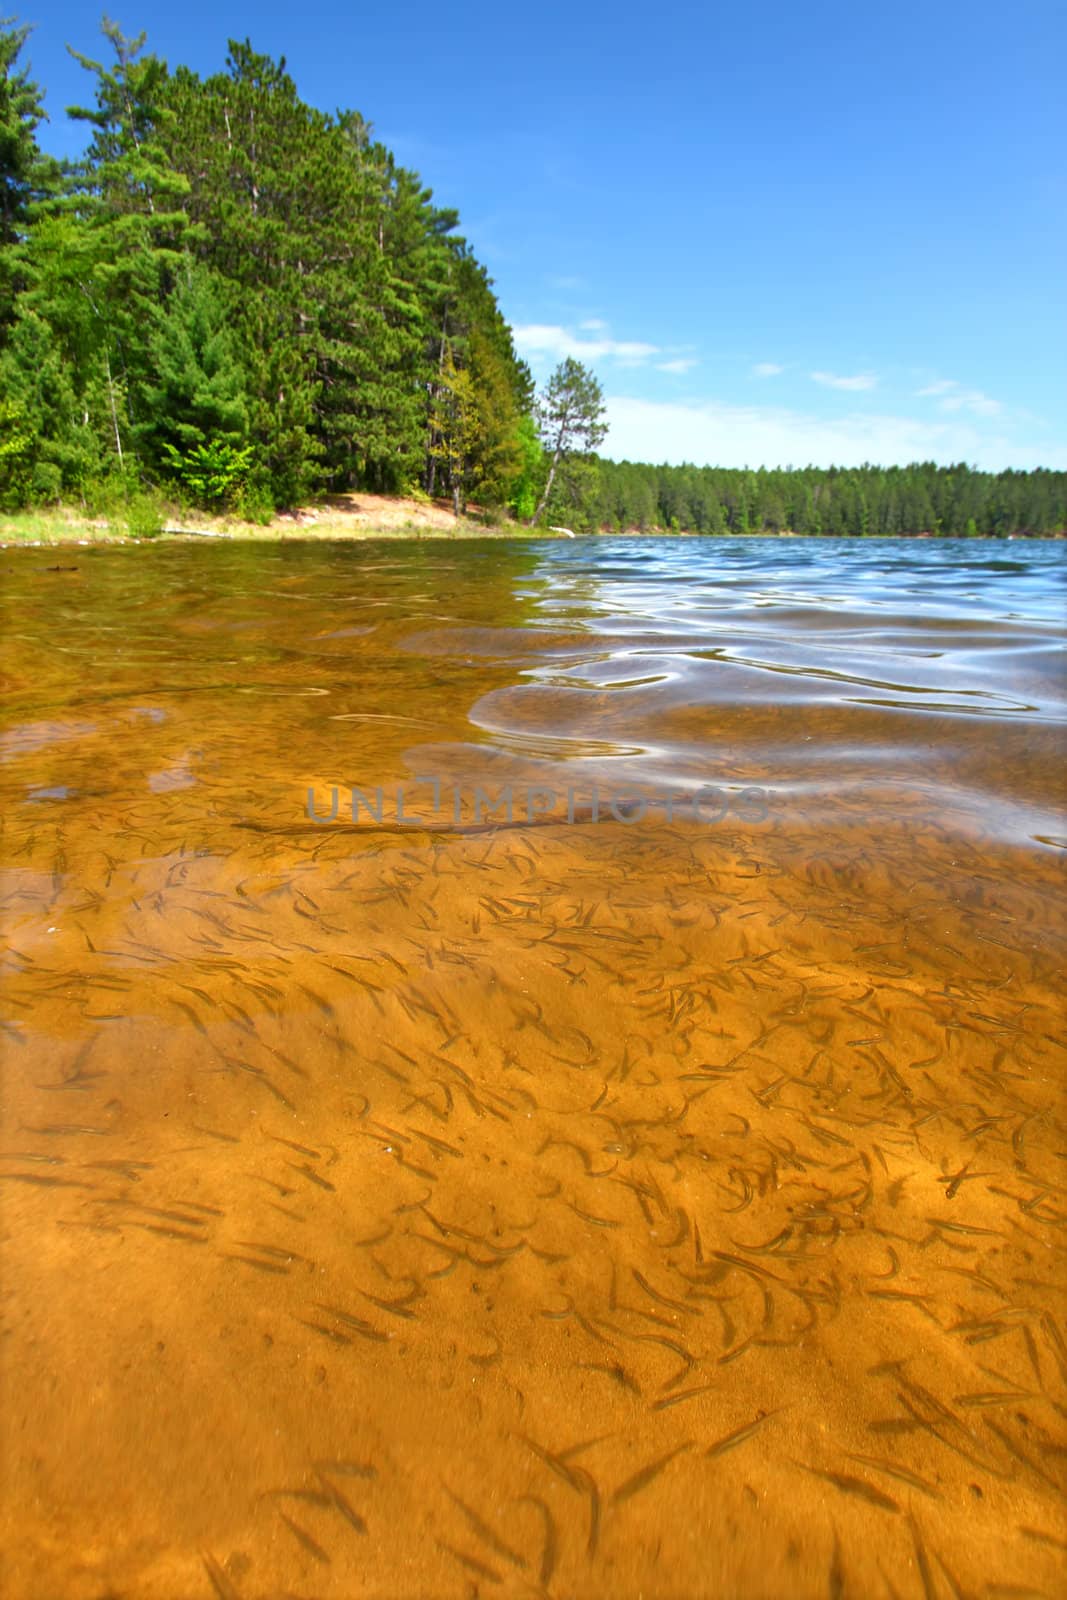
xmin=1 ymin=537 xmax=1064 ymax=1599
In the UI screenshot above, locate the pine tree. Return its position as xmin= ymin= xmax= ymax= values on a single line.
xmin=529 ymin=358 xmax=607 ymax=525
xmin=0 ymin=17 xmax=63 ymax=499
xmin=0 ymin=18 xmax=55 ymax=265
xmin=133 ymin=260 xmax=251 ymax=506
xmin=57 ymin=18 xmax=194 ymax=481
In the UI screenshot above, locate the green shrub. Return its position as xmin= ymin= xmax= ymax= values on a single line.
xmin=126 ymin=493 xmax=166 ymax=539
xmin=474 ymin=502 xmax=510 ymax=527
xmin=235 ymin=481 xmax=275 ymax=525
xmin=30 ymin=462 xmax=63 ymax=503
xmin=81 ymin=465 xmax=141 ymax=519
xmin=0 ymin=398 xmax=35 ymax=510
xmin=161 ymin=439 xmax=254 ymax=510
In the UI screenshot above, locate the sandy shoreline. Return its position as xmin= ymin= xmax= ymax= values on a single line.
xmin=0 ymin=491 xmax=529 ymax=547
xmin=2 ymin=491 xmax=1059 ymax=547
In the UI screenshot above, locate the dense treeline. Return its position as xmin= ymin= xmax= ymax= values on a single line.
xmin=0 ymin=17 xmax=536 ymax=520
xmin=1 ymin=17 xmax=1063 ymax=535
xmin=592 ymin=460 xmax=1067 ymax=538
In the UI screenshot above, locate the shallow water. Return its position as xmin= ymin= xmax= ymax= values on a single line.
xmin=1 ymin=536 xmax=1065 ymax=1600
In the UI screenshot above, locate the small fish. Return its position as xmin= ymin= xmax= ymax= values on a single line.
xmin=87 ymin=1159 xmax=153 ymax=1180
xmin=265 ymin=1131 xmax=321 ymax=1158
xmin=612 ymin=1442 xmax=692 ymax=1505
xmin=954 ymin=1390 xmax=1035 ymax=1408
xmin=287 ymin=1161 xmax=336 ymax=1192
xmin=984 ymin=1418 xmax=1059 ymax=1490
xmin=314 ymin=1304 xmax=389 ymax=1342
xmin=360 ymin=1287 xmax=418 ymax=1320
xmin=1018 ymin=1525 xmax=1067 ymax=1552
xmin=315 ymin=1473 xmax=368 ymax=1534
xmin=192 ymin=1124 xmax=240 ymax=1144
xmin=21 ymin=1122 xmax=109 ymax=1136
xmin=705 ymin=1412 xmax=777 ymax=1458
xmin=436 ymin=1539 xmax=502 ymax=1583
xmin=569 ymin=1201 xmax=621 ymax=1228
xmin=517 ymin=1434 xmax=587 ymax=1494
xmin=0 ymin=1171 xmax=87 ymax=1188
xmin=232 ymin=1240 xmax=304 ymax=1262
xmin=200 ymin=1551 xmax=241 ymax=1600
xmin=225 ymin=1253 xmax=289 ymax=1274
xmin=171 ymin=998 xmax=208 ymax=1037
xmin=578 ymin=1361 xmax=642 ymax=1396
xmin=632 ymin=1268 xmax=695 ymax=1317
xmin=516 ymin=1495 xmax=557 ymax=1587
xmin=652 ymin=1383 xmax=716 ymax=1412
xmin=443 ymin=1487 xmax=526 ymax=1569
xmin=798 ymin=1464 xmax=900 ymax=1512
xmin=924 ymin=1217 xmax=1001 ymax=1238
xmin=278 ymin=1510 xmax=330 ymax=1563
xmin=132 ymin=1223 xmax=207 ymax=1244
xmin=846 ymin=1453 xmax=940 ymax=1498
xmin=908 ymin=1514 xmax=937 ymax=1600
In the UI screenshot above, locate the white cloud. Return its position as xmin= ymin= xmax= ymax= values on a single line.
xmin=601 ymin=395 xmax=1066 ymax=472
xmin=656 ymin=357 xmax=698 ymax=374
xmin=752 ymin=362 xmax=783 ymax=377
xmin=917 ymin=379 xmax=1001 ymax=417
xmin=513 ymin=322 xmax=659 ymax=366
xmin=579 ymin=318 xmax=607 ymax=331
xmin=942 ymin=391 xmax=1002 ymax=418
xmin=810 ymin=370 xmax=878 ymax=392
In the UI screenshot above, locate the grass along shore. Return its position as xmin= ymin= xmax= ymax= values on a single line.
xmin=0 ymin=492 xmax=535 ymax=547
xmin=3 ymin=493 xmax=1059 ymax=548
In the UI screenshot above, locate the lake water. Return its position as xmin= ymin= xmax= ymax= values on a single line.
xmin=1 ymin=536 xmax=1065 ymax=1599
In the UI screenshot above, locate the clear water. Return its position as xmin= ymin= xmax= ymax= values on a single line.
xmin=1 ymin=537 xmax=1064 ymax=1598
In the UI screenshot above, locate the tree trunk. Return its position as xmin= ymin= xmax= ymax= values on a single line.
xmin=528 ymin=448 xmax=561 ymax=527
xmin=104 ymin=350 xmax=123 ymax=466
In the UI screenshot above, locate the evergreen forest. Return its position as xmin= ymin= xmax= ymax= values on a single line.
xmin=1 ymin=18 xmax=1063 ymax=536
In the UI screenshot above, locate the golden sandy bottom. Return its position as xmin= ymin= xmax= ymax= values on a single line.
xmin=2 ymin=806 xmax=1064 ymax=1600
xmin=1 ymin=537 xmax=1065 ymax=1598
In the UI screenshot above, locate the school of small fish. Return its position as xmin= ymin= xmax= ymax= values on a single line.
xmin=1 ymin=537 xmax=1064 ymax=1599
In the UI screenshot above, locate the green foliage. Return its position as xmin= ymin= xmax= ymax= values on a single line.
xmin=0 ymin=17 xmax=59 ymax=328
xmin=591 ymin=459 xmax=1066 ymax=538
xmin=29 ymin=460 xmax=61 ymax=501
xmin=544 ymin=453 xmax=601 ymax=532
xmin=235 ymin=482 xmax=275 ymax=525
xmin=160 ymin=439 xmax=253 ymax=509
xmin=0 ymin=394 xmax=34 ymax=507
xmin=1 ymin=18 xmax=45 ymax=236
xmin=1 ymin=15 xmax=1061 ymax=540
xmin=0 ymin=17 xmax=536 ymax=514
xmin=508 ymin=414 xmax=543 ymax=522
xmin=530 ymin=358 xmax=607 ymax=525
xmin=427 ymin=350 xmax=477 ymax=513
xmin=135 ymin=261 xmax=249 ymax=466
xmin=125 ymin=490 xmax=165 ymax=538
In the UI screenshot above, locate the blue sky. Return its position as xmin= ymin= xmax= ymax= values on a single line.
xmin=24 ymin=0 xmax=1067 ymax=470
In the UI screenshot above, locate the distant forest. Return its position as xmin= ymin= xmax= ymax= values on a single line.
xmin=1 ymin=18 xmax=1064 ymax=536
xmin=592 ymin=460 xmax=1067 ymax=538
